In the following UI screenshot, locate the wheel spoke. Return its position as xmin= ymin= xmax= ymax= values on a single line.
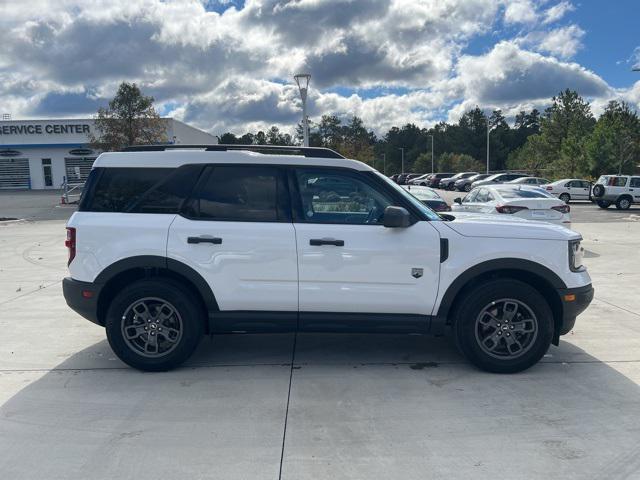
xmin=156 ymin=304 xmax=175 ymax=324
xmin=502 ymin=301 xmax=519 ymax=322
xmin=158 ymin=327 xmax=180 ymax=343
xmin=144 ymin=333 xmax=158 ymax=353
xmin=504 ymin=334 xmax=523 ymax=354
xmin=132 ymin=302 xmax=152 ymax=322
xmin=124 ymin=324 xmax=146 ymax=340
xmin=479 ymin=311 xmax=499 ymax=328
xmin=511 ymin=320 xmax=535 ymax=333
xmin=483 ymin=334 xmax=503 ymax=352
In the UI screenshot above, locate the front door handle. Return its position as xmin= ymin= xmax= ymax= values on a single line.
xmin=188 ymin=236 xmax=222 ymax=245
xmin=310 ymin=238 xmax=344 ymax=246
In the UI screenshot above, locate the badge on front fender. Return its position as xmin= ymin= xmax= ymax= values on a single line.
xmin=411 ymin=268 xmax=423 ymax=279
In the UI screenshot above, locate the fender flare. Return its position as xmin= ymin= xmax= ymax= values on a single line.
xmin=435 ymin=258 xmax=567 ymax=321
xmin=94 ymin=255 xmax=218 ymax=312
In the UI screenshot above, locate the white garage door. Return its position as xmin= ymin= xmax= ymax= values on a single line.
xmin=0 ymin=158 xmax=30 ymax=189
xmin=64 ymin=157 xmax=95 ymax=183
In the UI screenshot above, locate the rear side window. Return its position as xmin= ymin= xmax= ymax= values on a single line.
xmin=185 ymin=165 xmax=288 ymax=222
xmin=608 ymin=177 xmax=628 ymax=187
xmin=81 ymin=167 xmax=202 ymax=213
xmin=83 ymin=168 xmax=172 ymax=212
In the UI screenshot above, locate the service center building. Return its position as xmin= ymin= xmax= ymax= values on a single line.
xmin=0 ymin=118 xmax=218 ymax=189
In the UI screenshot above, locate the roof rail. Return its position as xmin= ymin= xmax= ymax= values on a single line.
xmin=121 ymin=144 xmax=345 ymax=159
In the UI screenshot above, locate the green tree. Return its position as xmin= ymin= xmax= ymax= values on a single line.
xmin=90 ymin=82 xmax=167 ymax=151
xmin=507 ymin=134 xmax=553 ymax=175
xmin=435 ymin=152 xmax=484 ymax=173
xmin=586 ymin=101 xmax=640 ymax=176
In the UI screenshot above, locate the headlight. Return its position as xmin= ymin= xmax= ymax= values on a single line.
xmin=569 ymin=239 xmax=584 ymax=272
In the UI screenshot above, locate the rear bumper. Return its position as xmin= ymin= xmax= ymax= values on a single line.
xmin=556 ymin=283 xmax=594 ymax=336
xmin=63 ymin=277 xmax=103 ymax=326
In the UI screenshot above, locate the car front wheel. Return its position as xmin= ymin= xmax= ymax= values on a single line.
xmin=559 ymin=193 xmax=570 ymax=203
xmin=453 ymin=279 xmax=553 ymax=373
xmin=105 ymin=279 xmax=204 ymax=371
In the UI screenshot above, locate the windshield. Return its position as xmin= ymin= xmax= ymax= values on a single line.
xmin=376 ymin=172 xmax=441 ymax=220
xmin=403 ymin=186 xmax=439 ymax=200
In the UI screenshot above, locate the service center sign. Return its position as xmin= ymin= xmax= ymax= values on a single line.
xmin=0 ymin=123 xmax=91 ymax=135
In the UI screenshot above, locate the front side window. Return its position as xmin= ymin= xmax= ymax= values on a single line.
xmin=296 ymin=169 xmax=392 ymax=225
xmin=463 ymin=189 xmax=479 ymax=203
xmin=186 ymin=166 xmax=287 ymax=222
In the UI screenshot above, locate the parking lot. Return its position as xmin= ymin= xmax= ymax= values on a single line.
xmin=1 ymin=191 xmax=640 ymax=479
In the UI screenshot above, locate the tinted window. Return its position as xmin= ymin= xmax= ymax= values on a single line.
xmin=187 ymin=166 xmax=286 ymax=222
xmin=296 ymin=169 xmax=393 ymax=225
xmin=630 ymin=178 xmax=640 ymax=188
xmin=84 ymin=168 xmax=174 ymax=212
xmin=131 ymin=165 xmax=203 ymax=213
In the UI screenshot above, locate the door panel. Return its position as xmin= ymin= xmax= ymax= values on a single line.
xmin=294 ymin=222 xmax=441 ymax=315
xmin=292 ymin=167 xmax=441 ymax=317
xmin=167 ymin=217 xmax=298 ymax=311
xmin=167 ymin=164 xmax=298 ymax=313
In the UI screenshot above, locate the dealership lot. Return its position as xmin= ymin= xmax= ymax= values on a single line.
xmin=1 ymin=197 xmax=640 ymax=479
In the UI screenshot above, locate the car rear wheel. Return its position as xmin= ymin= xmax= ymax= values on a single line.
xmin=597 ymin=200 xmax=611 ymax=209
xmin=453 ymin=279 xmax=553 ymax=373
xmin=464 ymin=183 xmax=472 ymax=192
xmin=105 ymin=279 xmax=204 ymax=371
xmin=616 ymin=197 xmax=632 ymax=210
xmin=559 ymin=193 xmax=570 ymax=203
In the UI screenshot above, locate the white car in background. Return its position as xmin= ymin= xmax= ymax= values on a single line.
xmin=543 ymin=179 xmax=592 ymax=203
xmin=452 ymin=185 xmax=571 ymax=225
xmin=506 ymin=176 xmax=551 ymax=186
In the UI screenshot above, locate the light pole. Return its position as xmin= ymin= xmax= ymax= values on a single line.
xmin=486 ymin=120 xmax=497 ymax=174
xmin=382 ymin=153 xmax=386 ymax=175
xmin=294 ymin=73 xmax=311 ymax=147
xmin=398 ymin=147 xmax=405 ymax=174
xmin=428 ymin=134 xmax=434 ymax=173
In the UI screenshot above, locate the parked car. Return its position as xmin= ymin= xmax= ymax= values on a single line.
xmin=408 ymin=173 xmax=432 ymax=185
xmin=63 ymin=144 xmax=592 ymax=374
xmin=506 ymin=177 xmax=551 ymax=186
xmin=452 ymin=185 xmax=571 ymax=225
xmin=439 ymin=172 xmax=479 ymax=190
xmin=591 ymin=175 xmax=640 ymax=210
xmin=402 ymin=185 xmax=451 ymax=212
xmin=397 ymin=173 xmax=423 ymax=185
xmin=543 ymin=179 xmax=592 ymax=203
xmin=455 ymin=173 xmax=491 ymax=192
xmin=471 ymin=172 xmax=529 ymax=188
xmin=427 ymin=173 xmax=455 ymax=188
xmin=390 ymin=174 xmax=400 ymax=183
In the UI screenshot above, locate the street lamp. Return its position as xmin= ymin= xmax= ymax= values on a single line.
xmin=486 ymin=120 xmax=497 ymax=174
xmin=398 ymin=147 xmax=405 ymax=174
xmin=294 ymin=73 xmax=311 ymax=147
xmin=382 ymin=153 xmax=386 ymax=175
xmin=428 ymin=134 xmax=434 ymax=173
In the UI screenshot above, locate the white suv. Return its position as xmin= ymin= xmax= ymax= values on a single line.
xmin=592 ymin=175 xmax=640 ymax=210
xmin=63 ymin=145 xmax=593 ymax=373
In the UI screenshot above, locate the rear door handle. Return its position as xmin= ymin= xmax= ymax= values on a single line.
xmin=310 ymin=238 xmax=344 ymax=246
xmin=188 ymin=236 xmax=222 ymax=245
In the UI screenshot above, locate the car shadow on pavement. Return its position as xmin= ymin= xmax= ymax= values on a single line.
xmin=1 ymin=334 xmax=640 ymax=480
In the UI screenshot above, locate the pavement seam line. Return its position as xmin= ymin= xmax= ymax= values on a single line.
xmin=278 ymin=331 xmax=298 ymax=480
xmin=0 ymin=280 xmax=61 ymax=306
xmin=594 ymin=296 xmax=640 ymax=318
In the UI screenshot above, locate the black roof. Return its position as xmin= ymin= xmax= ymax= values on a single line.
xmin=121 ymin=144 xmax=345 ymax=159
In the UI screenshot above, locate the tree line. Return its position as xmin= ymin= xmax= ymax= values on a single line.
xmin=221 ymin=89 xmax=640 ymax=178
xmin=92 ymin=83 xmax=639 ymax=179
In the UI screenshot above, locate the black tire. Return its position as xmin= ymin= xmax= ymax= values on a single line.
xmin=453 ymin=279 xmax=553 ymax=373
xmin=559 ymin=193 xmax=570 ymax=204
xmin=464 ymin=183 xmax=472 ymax=192
xmin=597 ymin=200 xmax=611 ymax=209
xmin=105 ymin=279 xmax=204 ymax=371
xmin=616 ymin=196 xmax=632 ymax=210
xmin=592 ymin=184 xmax=605 ymax=198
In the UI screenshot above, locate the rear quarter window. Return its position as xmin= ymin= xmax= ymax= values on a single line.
xmin=80 ymin=166 xmax=202 ymax=213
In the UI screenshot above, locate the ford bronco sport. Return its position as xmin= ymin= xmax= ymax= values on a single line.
xmin=63 ymin=145 xmax=593 ymax=373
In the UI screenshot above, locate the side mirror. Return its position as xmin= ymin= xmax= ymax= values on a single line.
xmin=454 ymin=197 xmax=462 ymax=205
xmin=383 ymin=206 xmax=410 ymax=228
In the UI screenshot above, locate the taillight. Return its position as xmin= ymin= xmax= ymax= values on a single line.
xmin=552 ymin=205 xmax=570 ymax=214
xmin=495 ymin=205 xmax=528 ymax=214
xmin=546 ymin=186 xmax=553 ymax=190
xmin=65 ymin=227 xmax=76 ymax=266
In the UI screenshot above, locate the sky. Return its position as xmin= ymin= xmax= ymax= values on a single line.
xmin=0 ymin=0 xmax=639 ymax=136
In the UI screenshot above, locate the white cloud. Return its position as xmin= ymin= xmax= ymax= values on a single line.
xmin=535 ymin=24 xmax=585 ymax=58
xmin=542 ymin=1 xmax=574 ymax=25
xmin=504 ymin=0 xmax=538 ymax=24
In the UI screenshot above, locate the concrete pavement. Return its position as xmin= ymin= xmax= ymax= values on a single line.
xmin=1 ymin=218 xmax=640 ymax=479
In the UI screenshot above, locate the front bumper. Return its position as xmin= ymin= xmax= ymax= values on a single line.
xmin=63 ymin=277 xmax=103 ymax=326
xmin=556 ymin=283 xmax=594 ymax=336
